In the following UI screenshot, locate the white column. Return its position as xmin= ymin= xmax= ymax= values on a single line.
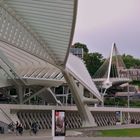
xmin=63 ymin=71 xmax=97 ymax=127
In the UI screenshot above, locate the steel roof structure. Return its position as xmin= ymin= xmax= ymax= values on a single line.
xmin=1 ymin=0 xmax=77 ymax=66
xmin=0 ymin=0 xmax=102 ymax=127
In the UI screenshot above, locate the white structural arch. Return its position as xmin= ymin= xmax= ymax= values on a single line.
xmin=0 ymin=0 xmax=102 ymax=127
xmin=0 ymin=0 xmax=77 ymax=65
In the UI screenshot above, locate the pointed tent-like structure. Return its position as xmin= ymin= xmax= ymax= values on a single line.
xmin=93 ymin=43 xmax=130 ymax=89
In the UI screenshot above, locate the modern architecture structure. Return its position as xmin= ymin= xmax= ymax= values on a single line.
xmin=70 ymin=48 xmax=83 ymax=59
xmin=93 ymin=43 xmax=131 ymax=97
xmin=0 ymin=1 xmax=140 ymax=134
xmin=0 ymin=0 xmax=102 ymax=130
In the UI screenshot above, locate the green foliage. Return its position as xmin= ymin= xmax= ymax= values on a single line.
xmin=131 ymin=80 xmax=140 ymax=87
xmin=130 ymin=101 xmax=140 ymax=107
xmin=72 ymin=42 xmax=89 ymax=53
xmin=104 ymin=97 xmax=115 ymax=106
xmin=84 ymin=52 xmax=104 ymax=76
xmin=122 ymin=54 xmax=140 ymax=68
xmin=72 ymin=42 xmax=104 ymax=76
xmin=104 ymin=97 xmax=140 ymax=107
xmin=72 ymin=42 xmax=140 ymax=107
xmin=101 ymin=128 xmax=140 ymax=137
xmin=72 ymin=42 xmax=140 ymax=77
xmin=104 ymin=97 xmax=127 ymax=107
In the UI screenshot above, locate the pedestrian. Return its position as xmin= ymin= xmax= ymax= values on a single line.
xmin=18 ymin=123 xmax=23 ymax=135
xmin=15 ymin=121 xmax=19 ymax=135
xmin=8 ymin=122 xmax=15 ymax=133
xmin=30 ymin=122 xmax=38 ymax=135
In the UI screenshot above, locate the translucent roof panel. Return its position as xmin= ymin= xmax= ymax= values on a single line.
xmin=66 ymin=53 xmax=102 ymax=101
xmin=5 ymin=0 xmax=78 ymax=65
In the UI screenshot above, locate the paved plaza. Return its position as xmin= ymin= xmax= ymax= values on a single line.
xmin=1 ymin=125 xmax=140 ymax=140
xmin=1 ymin=135 xmax=140 ymax=140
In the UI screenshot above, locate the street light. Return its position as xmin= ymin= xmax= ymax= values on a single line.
xmin=127 ymin=83 xmax=130 ymax=124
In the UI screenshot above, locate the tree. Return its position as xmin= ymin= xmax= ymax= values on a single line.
xmin=84 ymin=52 xmax=104 ymax=76
xmin=72 ymin=42 xmax=104 ymax=76
xmin=72 ymin=42 xmax=89 ymax=53
xmin=122 ymin=54 xmax=140 ymax=68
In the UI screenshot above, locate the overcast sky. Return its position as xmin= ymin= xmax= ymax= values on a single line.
xmin=73 ymin=0 xmax=140 ymax=59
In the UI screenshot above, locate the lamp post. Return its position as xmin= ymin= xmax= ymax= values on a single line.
xmin=100 ymin=84 xmax=106 ymax=107
xmin=127 ymin=83 xmax=130 ymax=108
xmin=127 ymin=83 xmax=130 ymax=124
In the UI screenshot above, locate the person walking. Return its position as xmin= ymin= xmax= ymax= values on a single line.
xmin=15 ymin=121 xmax=19 ymax=135
xmin=30 ymin=122 xmax=38 ymax=135
xmin=18 ymin=123 xmax=23 ymax=135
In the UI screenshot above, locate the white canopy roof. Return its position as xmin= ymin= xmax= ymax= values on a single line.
xmin=66 ymin=53 xmax=102 ymax=101
xmin=0 ymin=42 xmax=65 ymax=87
xmin=3 ymin=0 xmax=77 ymax=65
xmin=0 ymin=1 xmax=101 ymax=101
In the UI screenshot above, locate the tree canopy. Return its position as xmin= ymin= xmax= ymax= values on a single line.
xmin=122 ymin=54 xmax=140 ymax=69
xmin=84 ymin=52 xmax=104 ymax=76
xmin=72 ymin=42 xmax=104 ymax=76
xmin=72 ymin=42 xmax=89 ymax=53
xmin=72 ymin=42 xmax=140 ymax=76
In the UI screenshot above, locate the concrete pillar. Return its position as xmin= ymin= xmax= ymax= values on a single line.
xmin=17 ymin=86 xmax=24 ymax=104
xmin=63 ymin=71 xmax=97 ymax=127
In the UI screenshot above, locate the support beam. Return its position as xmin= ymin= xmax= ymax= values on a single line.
xmin=82 ymin=97 xmax=99 ymax=104
xmin=0 ymin=4 xmax=55 ymax=65
xmin=63 ymin=70 xmax=97 ymax=127
xmin=23 ymin=87 xmax=48 ymax=104
xmin=0 ymin=48 xmax=26 ymax=85
xmin=17 ymin=86 xmax=24 ymax=104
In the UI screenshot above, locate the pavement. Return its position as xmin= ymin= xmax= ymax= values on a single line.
xmin=1 ymin=124 xmax=140 ymax=140
xmin=0 ymin=129 xmax=83 ymax=140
